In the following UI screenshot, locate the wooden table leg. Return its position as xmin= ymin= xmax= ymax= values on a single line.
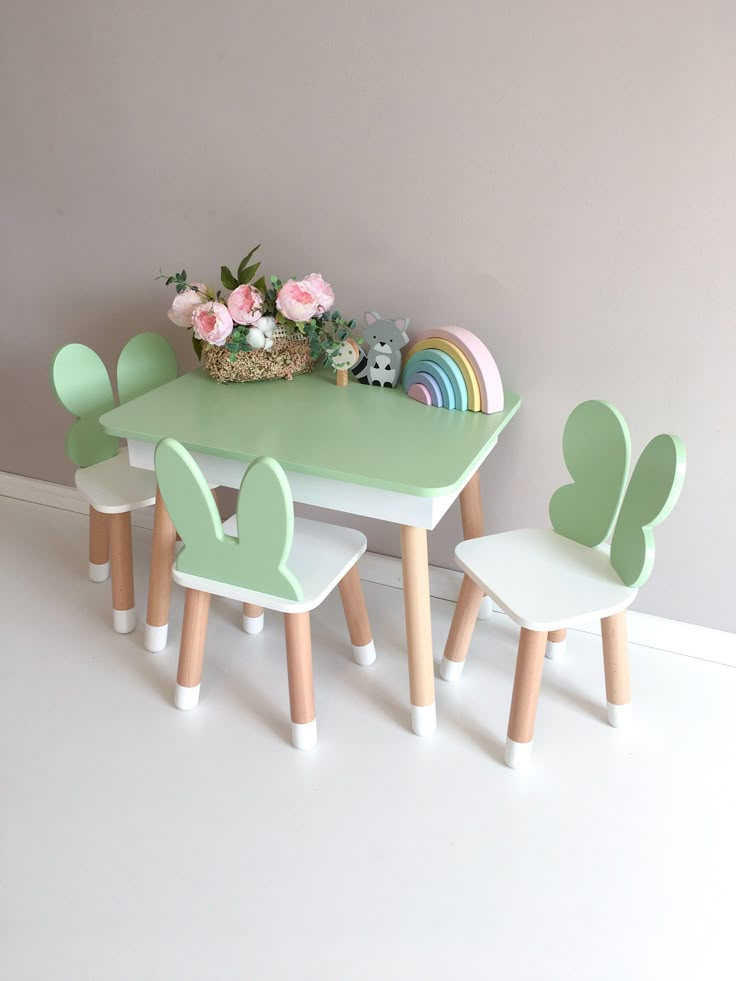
xmin=400 ymin=525 xmax=436 ymax=735
xmin=440 ymin=573 xmax=484 ymax=681
xmin=459 ymin=471 xmax=493 ymax=620
xmin=144 ymin=486 xmax=177 ymax=652
xmin=546 ymin=627 xmax=567 ymax=659
xmin=243 ymin=602 xmax=265 ymax=635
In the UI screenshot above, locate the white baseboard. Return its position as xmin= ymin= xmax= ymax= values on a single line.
xmin=3 ymin=470 xmax=734 ymax=668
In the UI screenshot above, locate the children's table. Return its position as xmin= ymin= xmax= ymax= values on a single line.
xmin=100 ymin=367 xmax=521 ymax=735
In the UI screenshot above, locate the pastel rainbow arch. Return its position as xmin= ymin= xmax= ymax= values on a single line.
xmin=402 ymin=326 xmax=504 ymax=414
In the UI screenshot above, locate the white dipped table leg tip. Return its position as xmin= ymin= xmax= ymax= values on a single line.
xmin=352 ymin=640 xmax=376 ymax=665
xmin=291 ymin=719 xmax=317 ymax=750
xmin=411 ymin=703 xmax=437 ymax=736
xmin=505 ymin=737 xmax=534 ymax=770
xmin=439 ymin=656 xmax=465 ymax=682
xmin=476 ymin=595 xmax=494 ymax=620
xmin=607 ymin=701 xmax=633 ymax=727
xmin=112 ymin=608 xmax=136 ymax=634
xmin=88 ymin=561 xmax=109 ymax=583
xmin=242 ymin=612 xmax=265 ymax=635
xmin=144 ymin=622 xmax=168 ymax=653
xmin=545 ymin=638 xmax=567 ymax=660
xmin=175 ymin=683 xmax=201 ymax=710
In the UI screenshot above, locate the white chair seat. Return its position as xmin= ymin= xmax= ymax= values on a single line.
xmin=455 ymin=528 xmax=637 ymax=631
xmin=75 ymin=450 xmax=158 ymax=514
xmin=172 ymin=516 xmax=367 ymax=614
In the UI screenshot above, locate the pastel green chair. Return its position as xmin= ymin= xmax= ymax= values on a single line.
xmin=154 ymin=438 xmax=375 ymax=750
xmin=50 ymin=333 xmax=178 ymax=633
xmin=440 ymin=400 xmax=686 ymax=769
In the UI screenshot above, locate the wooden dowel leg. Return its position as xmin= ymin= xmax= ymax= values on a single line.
xmin=601 ymin=611 xmax=632 ymax=727
xmin=284 ymin=612 xmax=317 ymax=750
xmin=338 ymin=564 xmax=375 ymax=665
xmin=439 ymin=574 xmax=484 ymax=681
xmin=175 ymin=588 xmax=210 ymax=710
xmin=109 ymin=512 xmax=135 ymax=634
xmin=505 ymin=628 xmax=548 ymax=769
xmin=242 ymin=603 xmax=265 ymax=635
xmin=400 ymin=525 xmax=436 ymax=736
xmin=459 ymin=471 xmax=493 ymax=620
xmin=545 ymin=627 xmax=568 ymax=660
xmin=88 ymin=506 xmax=110 ymax=582
xmin=144 ymin=487 xmax=177 ymax=652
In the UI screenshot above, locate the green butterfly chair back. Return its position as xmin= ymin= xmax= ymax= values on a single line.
xmin=50 ymin=332 xmax=177 ymax=468
xmin=154 ymin=437 xmax=304 ymax=602
xmin=549 ymin=400 xmax=686 ymax=588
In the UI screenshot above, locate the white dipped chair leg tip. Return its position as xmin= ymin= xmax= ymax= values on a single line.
xmin=411 ymin=703 xmax=437 ymax=736
xmin=607 ymin=701 xmax=633 ymax=727
xmin=439 ymin=656 xmax=465 ymax=682
xmin=352 ymin=640 xmax=376 ymax=666
xmin=113 ymin=608 xmax=136 ymax=634
xmin=144 ymin=622 xmax=168 ymax=653
xmin=545 ymin=638 xmax=567 ymax=660
xmin=242 ymin=612 xmax=265 ymax=635
xmin=505 ymin=737 xmax=534 ymax=770
xmin=88 ymin=560 xmax=109 ymax=583
xmin=291 ymin=719 xmax=317 ymax=750
xmin=476 ymin=595 xmax=494 ymax=620
xmin=175 ymin=683 xmax=201 ymax=710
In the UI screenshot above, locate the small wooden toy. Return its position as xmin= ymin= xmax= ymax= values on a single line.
xmin=154 ymin=438 xmax=375 ymax=749
xmin=331 ymin=336 xmax=362 ymax=387
xmin=402 ymin=326 xmax=504 ymax=413
xmin=440 ymin=400 xmax=686 ymax=769
xmin=351 ymin=312 xmax=409 ymax=387
xmin=50 ymin=332 xmax=179 ymax=633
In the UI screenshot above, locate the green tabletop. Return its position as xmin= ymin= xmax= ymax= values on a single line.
xmin=100 ymin=368 xmax=521 ymax=498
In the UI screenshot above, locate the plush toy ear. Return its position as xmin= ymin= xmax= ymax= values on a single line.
xmin=365 ymin=311 xmax=380 ymax=326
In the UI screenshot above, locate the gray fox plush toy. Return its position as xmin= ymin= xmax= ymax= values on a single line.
xmin=351 ymin=312 xmax=409 ymax=388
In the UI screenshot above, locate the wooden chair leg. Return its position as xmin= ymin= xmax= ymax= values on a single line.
xmin=546 ymin=627 xmax=567 ymax=660
xmin=459 ymin=471 xmax=493 ymax=620
xmin=506 ymin=628 xmax=548 ymax=769
xmin=439 ymin=574 xmax=484 ymax=681
xmin=400 ymin=525 xmax=436 ymax=736
xmin=145 ymin=487 xmax=177 ymax=652
xmin=338 ymin=564 xmax=375 ymax=665
xmin=175 ymin=588 xmax=211 ymax=709
xmin=88 ymin=506 xmax=110 ymax=582
xmin=284 ymin=612 xmax=317 ymax=750
xmin=242 ymin=602 xmax=265 ymax=635
xmin=601 ymin=611 xmax=632 ymax=727
xmin=109 ymin=512 xmax=135 ymax=634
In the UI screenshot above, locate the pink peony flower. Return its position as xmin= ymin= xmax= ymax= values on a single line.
xmin=168 ymin=286 xmax=209 ymax=328
xmin=227 ymin=284 xmax=264 ymax=326
xmin=276 ymin=279 xmax=319 ymax=323
xmin=304 ymin=273 xmax=334 ymax=312
xmin=192 ymin=301 xmax=234 ymax=346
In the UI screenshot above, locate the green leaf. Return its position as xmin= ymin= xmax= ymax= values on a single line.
xmin=237 ymin=245 xmax=261 ymax=277
xmin=192 ymin=335 xmax=203 ymax=361
xmin=237 ymin=261 xmax=260 ymax=285
xmin=221 ymin=266 xmax=238 ymax=290
xmin=253 ymin=275 xmax=267 ymax=294
xmin=181 ymin=270 xmax=187 ymax=281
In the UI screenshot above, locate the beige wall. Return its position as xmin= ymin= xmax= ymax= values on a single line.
xmin=2 ymin=1 xmax=734 ymax=630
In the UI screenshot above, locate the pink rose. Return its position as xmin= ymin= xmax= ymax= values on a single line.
xmin=192 ymin=302 xmax=234 ymax=346
xmin=227 ymin=284 xmax=264 ymax=325
xmin=304 ymin=273 xmax=334 ymax=312
xmin=168 ymin=286 xmax=208 ymax=328
xmin=276 ymin=279 xmax=319 ymax=323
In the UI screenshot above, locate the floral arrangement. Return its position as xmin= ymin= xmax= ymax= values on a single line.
xmin=160 ymin=245 xmax=356 ymax=369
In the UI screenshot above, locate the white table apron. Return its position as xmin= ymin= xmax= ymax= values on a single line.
xmin=127 ymin=438 xmax=497 ymax=531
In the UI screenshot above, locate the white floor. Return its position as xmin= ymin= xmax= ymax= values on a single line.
xmin=1 ymin=496 xmax=735 ymax=981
